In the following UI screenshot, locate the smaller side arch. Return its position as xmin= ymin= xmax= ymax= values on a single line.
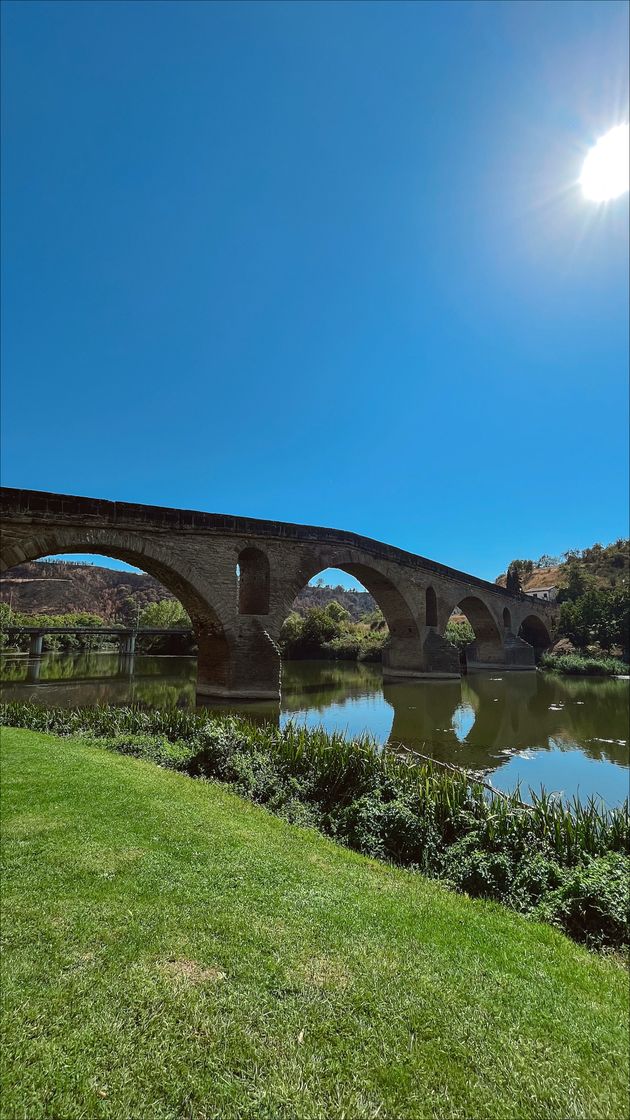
xmin=518 ymin=614 xmax=552 ymax=655
xmin=238 ymin=546 xmax=271 ymax=615
xmin=452 ymin=595 xmax=504 ymax=666
xmin=502 ymin=606 xmax=512 ymax=631
xmin=425 ymin=586 xmax=438 ymax=628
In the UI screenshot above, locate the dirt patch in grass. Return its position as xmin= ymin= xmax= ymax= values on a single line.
xmin=160 ymin=958 xmax=226 ymax=985
xmin=296 ymin=954 xmax=352 ymax=990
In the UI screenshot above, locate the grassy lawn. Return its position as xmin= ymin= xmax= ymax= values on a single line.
xmin=1 ymin=728 xmax=628 ymax=1120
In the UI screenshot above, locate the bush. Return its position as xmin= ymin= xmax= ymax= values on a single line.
xmin=540 ymin=652 xmax=625 ymax=676
xmin=442 ymin=840 xmax=514 ymax=901
xmin=98 ymin=733 xmax=195 ymax=769
xmin=279 ymin=604 xmax=388 ymax=661
xmin=332 ymin=791 xmax=432 ymax=863
xmin=537 ymin=853 xmax=629 ymax=948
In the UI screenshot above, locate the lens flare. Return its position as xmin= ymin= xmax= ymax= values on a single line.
xmin=580 ymin=124 xmax=629 ymax=202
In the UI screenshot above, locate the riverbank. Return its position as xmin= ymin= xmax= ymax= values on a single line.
xmin=2 ymin=702 xmax=628 ymax=950
xmin=2 ymin=726 xmax=628 ymax=1120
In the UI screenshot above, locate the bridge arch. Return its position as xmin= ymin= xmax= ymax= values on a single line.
xmin=502 ymin=606 xmax=512 ymax=631
xmin=274 ymin=554 xmax=425 ymax=680
xmin=448 ymin=595 xmax=504 ymax=666
xmin=518 ymin=614 xmax=552 ymax=656
xmin=237 ymin=546 xmax=270 ymax=615
xmin=425 ymin=586 xmax=438 ymax=628
xmin=283 ymin=558 xmax=421 ymax=643
xmin=0 ymin=530 xmax=233 ymax=694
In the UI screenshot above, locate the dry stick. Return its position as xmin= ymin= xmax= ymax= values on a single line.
xmin=390 ymin=740 xmax=533 ymax=810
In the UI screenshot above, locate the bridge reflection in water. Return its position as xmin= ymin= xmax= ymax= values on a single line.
xmin=1 ymin=654 xmax=627 ymax=804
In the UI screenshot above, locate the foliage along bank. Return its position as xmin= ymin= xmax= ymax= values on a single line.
xmin=2 ymin=701 xmax=628 ymax=951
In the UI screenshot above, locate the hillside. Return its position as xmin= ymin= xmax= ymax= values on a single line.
xmin=0 ymin=560 xmax=375 ymax=622
xmin=0 ymin=561 xmax=175 ymax=622
xmin=496 ymin=538 xmax=629 ymax=594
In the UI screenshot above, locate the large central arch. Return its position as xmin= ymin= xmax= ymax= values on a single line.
xmin=283 ymin=560 xmax=421 ymax=641
xmin=275 ymin=555 xmax=426 ymax=681
xmin=0 ymin=529 xmax=232 ymax=697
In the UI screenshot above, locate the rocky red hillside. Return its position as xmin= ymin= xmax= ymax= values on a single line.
xmin=0 ymin=561 xmax=176 ymax=621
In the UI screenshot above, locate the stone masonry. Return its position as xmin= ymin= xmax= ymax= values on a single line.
xmin=0 ymin=488 xmax=557 ymax=701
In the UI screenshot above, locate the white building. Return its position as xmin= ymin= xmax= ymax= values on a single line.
xmin=524 ymin=586 xmax=558 ymax=602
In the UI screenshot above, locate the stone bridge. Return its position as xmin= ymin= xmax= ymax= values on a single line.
xmin=0 ymin=488 xmax=556 ymax=701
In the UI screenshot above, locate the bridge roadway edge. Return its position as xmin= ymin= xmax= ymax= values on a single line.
xmin=0 ymin=487 xmax=555 ymax=604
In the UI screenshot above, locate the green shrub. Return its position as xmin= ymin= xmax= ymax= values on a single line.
xmin=536 ymin=853 xmax=630 ymax=948
xmin=332 ymin=791 xmax=433 ymax=863
xmin=540 ymin=652 xmax=625 ymax=676
xmin=441 ymin=835 xmax=514 ymax=900
xmin=98 ymin=733 xmax=194 ymax=770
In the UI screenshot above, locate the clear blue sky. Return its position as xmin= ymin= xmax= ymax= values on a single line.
xmin=2 ymin=0 xmax=628 ymax=587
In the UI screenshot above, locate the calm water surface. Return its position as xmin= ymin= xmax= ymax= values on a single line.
xmin=1 ymin=654 xmax=628 ymax=806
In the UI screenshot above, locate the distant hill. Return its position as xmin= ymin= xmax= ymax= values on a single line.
xmin=0 ymin=561 xmax=172 ymax=622
xmin=0 ymin=561 xmax=375 ymax=622
xmin=290 ymin=583 xmax=375 ymax=620
xmin=495 ymin=539 xmax=629 ymax=594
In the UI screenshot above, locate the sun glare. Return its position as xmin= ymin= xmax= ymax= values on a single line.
xmin=580 ymin=124 xmax=629 ymax=202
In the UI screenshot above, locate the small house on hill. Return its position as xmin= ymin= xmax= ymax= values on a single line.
xmin=523 ymin=586 xmax=558 ymax=602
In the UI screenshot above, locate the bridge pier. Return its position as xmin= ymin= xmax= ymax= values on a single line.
xmin=464 ymin=634 xmax=536 ymax=673
xmin=119 ymin=631 xmax=137 ymax=656
xmin=119 ymin=651 xmax=135 ymax=677
xmin=27 ymin=657 xmax=42 ymax=681
xmin=196 ymin=621 xmax=281 ymax=701
xmin=28 ymin=632 xmax=44 ymax=658
xmin=382 ymin=631 xmax=460 ymax=680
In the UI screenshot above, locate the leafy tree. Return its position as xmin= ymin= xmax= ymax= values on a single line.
xmin=506 ymin=565 xmax=522 ymax=595
xmin=300 ymin=607 xmax=343 ymax=648
xmin=362 ymin=608 xmax=387 ymax=632
xmin=536 ymin=554 xmax=558 ymax=569
xmin=558 ymin=562 xmax=592 ymax=604
xmin=279 ymin=612 xmax=304 ymax=647
xmin=325 ymin=600 xmax=350 ymax=624
xmin=559 ymin=587 xmax=629 ymax=654
xmin=445 ymin=619 xmax=475 ymax=651
xmin=278 ymin=603 xmax=389 ymax=662
xmin=138 ymin=600 xmax=191 ymax=629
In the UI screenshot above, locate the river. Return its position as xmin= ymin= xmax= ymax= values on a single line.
xmin=1 ymin=653 xmax=628 ymax=807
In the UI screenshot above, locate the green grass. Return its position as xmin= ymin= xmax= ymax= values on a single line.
xmin=540 ymin=652 xmax=626 ymax=677
xmin=2 ymin=728 xmax=629 ymax=1120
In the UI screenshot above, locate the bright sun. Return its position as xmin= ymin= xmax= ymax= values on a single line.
xmin=580 ymin=124 xmax=629 ymax=202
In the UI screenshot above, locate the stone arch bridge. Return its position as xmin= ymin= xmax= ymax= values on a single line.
xmin=0 ymin=488 xmax=556 ymax=701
